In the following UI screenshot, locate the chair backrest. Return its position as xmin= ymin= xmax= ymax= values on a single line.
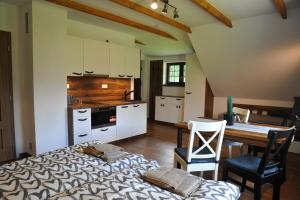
xmin=186 ymin=120 xmax=227 ymax=162
xmin=233 ymin=107 xmax=251 ymax=123
xmin=281 ymin=114 xmax=299 ymax=127
xmin=257 ymin=127 xmax=296 ymax=175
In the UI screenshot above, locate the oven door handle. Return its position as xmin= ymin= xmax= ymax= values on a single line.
xmin=100 ymin=128 xmax=109 ymax=132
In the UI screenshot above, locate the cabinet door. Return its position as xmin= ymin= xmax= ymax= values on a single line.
xmin=83 ymin=39 xmax=109 ymax=75
xmin=66 ymin=36 xmax=83 ymax=76
xmin=155 ymin=96 xmax=166 ymax=122
xmin=90 ymin=126 xmax=116 ymax=143
xmin=125 ymin=47 xmax=140 ymax=78
xmin=109 ymin=43 xmax=126 ymax=78
xmin=116 ymin=105 xmax=131 ymax=140
xmin=184 ymin=54 xmax=206 ymax=122
xmin=130 ymin=104 xmax=147 ymax=137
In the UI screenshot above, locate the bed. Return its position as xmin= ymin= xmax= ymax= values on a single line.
xmin=0 ymin=141 xmax=240 ymax=200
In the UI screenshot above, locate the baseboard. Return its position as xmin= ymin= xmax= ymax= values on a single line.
xmin=289 ymin=141 xmax=300 ymax=153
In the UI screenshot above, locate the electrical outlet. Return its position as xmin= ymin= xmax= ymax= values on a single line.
xmin=101 ymin=84 xmax=108 ymax=89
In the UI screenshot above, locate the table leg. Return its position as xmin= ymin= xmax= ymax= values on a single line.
xmin=177 ymin=127 xmax=183 ymax=148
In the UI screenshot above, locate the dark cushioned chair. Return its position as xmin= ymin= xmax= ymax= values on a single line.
xmin=222 ymin=127 xmax=296 ymax=200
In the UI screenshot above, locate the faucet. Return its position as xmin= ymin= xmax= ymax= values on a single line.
xmin=124 ymin=90 xmax=134 ymax=101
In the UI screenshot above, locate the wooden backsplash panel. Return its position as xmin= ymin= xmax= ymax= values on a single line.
xmin=67 ymin=76 xmax=131 ymax=101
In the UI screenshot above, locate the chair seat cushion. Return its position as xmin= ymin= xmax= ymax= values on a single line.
xmin=175 ymin=147 xmax=217 ymax=164
xmin=225 ymin=155 xmax=279 ymax=177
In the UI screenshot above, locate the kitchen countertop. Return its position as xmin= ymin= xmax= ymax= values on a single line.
xmin=68 ymin=100 xmax=147 ymax=110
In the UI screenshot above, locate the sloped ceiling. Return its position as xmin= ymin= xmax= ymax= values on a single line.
xmin=28 ymin=0 xmax=300 ymax=56
xmin=189 ymin=7 xmax=300 ymax=101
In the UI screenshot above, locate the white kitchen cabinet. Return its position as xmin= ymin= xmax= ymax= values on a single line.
xmin=109 ymin=43 xmax=126 ymax=78
xmin=184 ymin=54 xmax=206 ymax=122
xmin=90 ymin=126 xmax=116 ymax=143
xmin=66 ymin=36 xmax=83 ymax=76
xmin=109 ymin=43 xmax=140 ymax=78
xmin=125 ymin=47 xmax=140 ymax=78
xmin=83 ymin=39 xmax=109 ymax=75
xmin=116 ymin=103 xmax=147 ymax=140
xmin=71 ymin=108 xmax=92 ymax=145
xmin=155 ymin=96 xmax=184 ymax=123
xmin=130 ymin=104 xmax=147 ymax=137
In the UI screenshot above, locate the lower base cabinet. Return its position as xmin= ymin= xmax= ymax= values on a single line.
xmin=116 ymin=103 xmax=147 ymax=140
xmin=69 ymin=103 xmax=147 ymax=145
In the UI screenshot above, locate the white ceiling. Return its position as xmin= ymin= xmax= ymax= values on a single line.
xmin=67 ymin=0 xmax=300 ymax=56
xmin=4 ymin=0 xmax=300 ymax=56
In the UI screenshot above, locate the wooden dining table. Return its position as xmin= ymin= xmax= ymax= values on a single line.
xmin=175 ymin=120 xmax=287 ymax=148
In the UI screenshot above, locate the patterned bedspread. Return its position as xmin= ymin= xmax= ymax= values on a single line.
xmin=0 ymin=141 xmax=240 ymax=200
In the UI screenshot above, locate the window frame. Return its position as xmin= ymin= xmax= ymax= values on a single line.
xmin=165 ymin=62 xmax=186 ymax=87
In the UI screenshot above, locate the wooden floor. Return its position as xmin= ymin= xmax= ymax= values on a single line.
xmin=113 ymin=121 xmax=300 ymax=200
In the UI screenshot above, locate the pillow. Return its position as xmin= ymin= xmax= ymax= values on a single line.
xmin=141 ymin=167 xmax=202 ymax=197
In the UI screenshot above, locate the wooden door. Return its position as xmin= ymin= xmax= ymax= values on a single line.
xmin=204 ymin=79 xmax=214 ymax=118
xmin=149 ymin=60 xmax=163 ymax=120
xmin=0 ymin=31 xmax=16 ymax=162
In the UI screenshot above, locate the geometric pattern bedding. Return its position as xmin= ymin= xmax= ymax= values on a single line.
xmin=0 ymin=141 xmax=240 ymax=200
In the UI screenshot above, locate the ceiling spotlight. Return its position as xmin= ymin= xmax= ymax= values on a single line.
xmin=173 ymin=8 xmax=179 ymax=18
xmin=162 ymin=3 xmax=168 ymax=14
xmin=150 ymin=0 xmax=158 ymax=10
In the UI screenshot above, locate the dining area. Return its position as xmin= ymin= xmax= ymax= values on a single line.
xmin=173 ymin=96 xmax=298 ymax=200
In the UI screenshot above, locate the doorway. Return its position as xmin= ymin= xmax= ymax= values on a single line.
xmin=0 ymin=31 xmax=16 ymax=163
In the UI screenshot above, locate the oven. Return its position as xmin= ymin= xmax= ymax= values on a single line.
xmin=91 ymin=106 xmax=116 ymax=129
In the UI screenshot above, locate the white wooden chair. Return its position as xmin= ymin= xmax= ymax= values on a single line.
xmin=173 ymin=120 xmax=227 ymax=181
xmin=224 ymin=107 xmax=251 ymax=158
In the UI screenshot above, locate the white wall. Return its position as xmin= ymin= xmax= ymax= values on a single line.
xmin=67 ymin=19 xmax=135 ymax=47
xmin=0 ymin=2 xmax=35 ymax=156
xmin=189 ymin=8 xmax=300 ymax=101
xmin=31 ymin=0 xmax=68 ymax=154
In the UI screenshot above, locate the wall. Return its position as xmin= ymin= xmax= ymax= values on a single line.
xmin=67 ymin=19 xmax=135 ymax=47
xmin=31 ymin=0 xmax=68 ymax=154
xmin=0 ymin=2 xmax=35 ymax=156
xmin=67 ymin=76 xmax=131 ymax=102
xmin=189 ymin=8 xmax=300 ymax=101
xmin=213 ymin=97 xmax=293 ymax=119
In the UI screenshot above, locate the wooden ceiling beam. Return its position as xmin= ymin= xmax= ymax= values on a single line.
xmin=274 ymin=0 xmax=287 ymax=19
xmin=109 ymin=0 xmax=191 ymax=33
xmin=191 ymin=0 xmax=232 ymax=28
xmin=46 ymin=0 xmax=177 ymax=40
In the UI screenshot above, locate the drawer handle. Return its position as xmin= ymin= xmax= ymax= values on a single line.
xmin=160 ymin=97 xmax=166 ymax=99
xmin=118 ymin=74 xmax=125 ymax=78
xmin=133 ymin=105 xmax=140 ymax=107
xmin=78 ymin=134 xmax=88 ymax=137
xmin=78 ymin=118 xmax=88 ymax=121
xmin=176 ymin=98 xmax=182 ymax=100
xmin=185 ymin=92 xmax=192 ymax=95
xmin=72 ymin=72 xmax=82 ymax=76
xmin=101 ymin=128 xmax=109 ymax=132
xmin=85 ymin=70 xmax=94 ymax=74
xmin=121 ymin=106 xmax=128 ymax=108
xmin=126 ymin=75 xmax=133 ymax=78
xmin=78 ymin=110 xmax=87 ymax=113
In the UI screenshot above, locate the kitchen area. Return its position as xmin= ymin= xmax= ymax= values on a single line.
xmin=66 ymin=35 xmax=147 ymax=146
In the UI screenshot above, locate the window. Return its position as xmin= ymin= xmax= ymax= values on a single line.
xmin=166 ymin=62 xmax=186 ymax=86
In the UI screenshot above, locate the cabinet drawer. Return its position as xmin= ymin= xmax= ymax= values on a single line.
xmin=73 ymin=109 xmax=91 ymax=118
xmin=73 ymin=117 xmax=91 ymax=135
xmin=74 ymin=133 xmax=90 ymax=144
xmin=91 ymin=126 xmax=116 ymax=143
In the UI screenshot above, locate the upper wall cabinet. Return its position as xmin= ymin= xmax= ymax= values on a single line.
xmin=109 ymin=43 xmax=140 ymax=79
xmin=83 ymin=39 xmax=109 ymax=75
xmin=66 ymin=36 xmax=84 ymax=76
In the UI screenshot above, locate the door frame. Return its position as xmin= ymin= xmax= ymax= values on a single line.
xmin=0 ymin=30 xmax=16 ymax=161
